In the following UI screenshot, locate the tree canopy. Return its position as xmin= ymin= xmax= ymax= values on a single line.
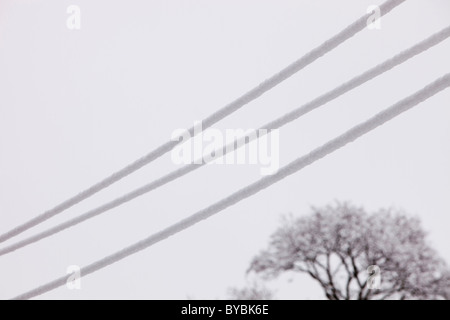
xmin=249 ymin=202 xmax=449 ymax=300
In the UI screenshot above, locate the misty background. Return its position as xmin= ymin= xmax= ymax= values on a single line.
xmin=0 ymin=0 xmax=449 ymax=299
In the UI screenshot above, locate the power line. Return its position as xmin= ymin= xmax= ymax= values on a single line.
xmin=2 ymin=24 xmax=448 ymax=257
xmin=12 ymin=73 xmax=450 ymax=300
xmin=0 ymin=0 xmax=406 ymax=244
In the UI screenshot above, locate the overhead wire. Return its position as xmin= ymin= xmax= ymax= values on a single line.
xmin=0 ymin=0 xmax=407 ymax=244
xmin=1 ymin=24 xmax=449 ymax=257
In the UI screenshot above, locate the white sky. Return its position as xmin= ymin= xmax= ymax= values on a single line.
xmin=0 ymin=0 xmax=449 ymax=299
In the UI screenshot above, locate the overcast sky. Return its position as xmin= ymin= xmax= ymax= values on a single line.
xmin=0 ymin=0 xmax=449 ymax=299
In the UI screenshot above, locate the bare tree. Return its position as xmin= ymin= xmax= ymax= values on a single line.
xmin=249 ymin=202 xmax=450 ymax=300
